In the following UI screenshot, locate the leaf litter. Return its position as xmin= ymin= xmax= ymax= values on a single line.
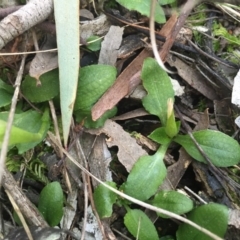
xmin=1 ymin=0 xmax=240 ymax=239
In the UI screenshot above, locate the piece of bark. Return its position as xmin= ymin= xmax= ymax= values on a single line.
xmin=0 ymin=0 xmax=53 ymax=50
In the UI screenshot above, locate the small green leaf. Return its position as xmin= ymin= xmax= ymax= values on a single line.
xmin=149 ymin=127 xmax=172 ymax=145
xmin=75 ymin=107 xmax=117 ymax=128
xmin=174 ymin=130 xmax=240 ymax=167
xmin=0 ymin=109 xmax=50 ymax=153
xmin=159 ymin=0 xmax=176 ymax=5
xmin=123 ymin=145 xmax=167 ymax=201
xmin=0 ymin=79 xmax=14 ymax=93
xmin=124 ymin=209 xmax=159 ymax=240
xmin=165 ymin=99 xmax=179 ymax=138
xmin=0 ymin=89 xmax=12 ymax=107
xmin=116 ymin=0 xmax=166 ymax=23
xmin=87 ymin=35 xmax=102 ymax=51
xmin=150 ymin=190 xmax=194 ymax=218
xmin=93 ymin=181 xmax=118 ymax=218
xmin=177 ymin=203 xmax=229 ymax=240
xmin=0 ymin=79 xmax=14 ymax=107
xmin=141 ymin=58 xmax=175 ymax=126
xmin=38 ymin=181 xmax=64 ymax=227
xmin=21 ymin=69 xmax=59 ymax=103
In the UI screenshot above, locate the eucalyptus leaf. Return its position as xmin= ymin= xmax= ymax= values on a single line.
xmin=123 ymin=144 xmax=167 ymax=201
xmin=150 ymin=190 xmax=194 ymax=218
xmin=38 ymin=181 xmax=64 ymax=227
xmin=54 ymin=0 xmax=80 ymax=146
xmin=124 ymin=209 xmax=159 ymax=240
xmin=177 ymin=203 xmax=228 ymax=240
xmin=93 ymin=181 xmax=117 ymax=218
xmin=116 ymin=0 xmax=166 ymax=23
xmin=21 ymin=69 xmax=59 ymax=103
xmin=141 ymin=58 xmax=175 ymax=126
xmin=174 ymin=130 xmax=240 ymax=167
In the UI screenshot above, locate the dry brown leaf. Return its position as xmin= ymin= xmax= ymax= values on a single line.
xmin=98 ymin=25 xmax=123 ymax=65
xmin=86 ymin=119 xmax=147 ymax=172
xmin=80 ymin=14 xmax=111 ymax=41
xmin=29 ymin=35 xmax=58 ymax=80
xmin=87 ymin=134 xmax=113 ymax=188
xmin=167 ymin=54 xmax=219 ymax=100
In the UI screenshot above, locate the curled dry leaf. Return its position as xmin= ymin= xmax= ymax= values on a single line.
xmin=86 ymin=119 xmax=147 ymax=172
xmin=80 ymin=14 xmax=111 ymax=41
xmin=29 ymin=35 xmax=58 ymax=81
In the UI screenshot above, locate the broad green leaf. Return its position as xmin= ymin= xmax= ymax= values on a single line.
xmin=87 ymin=35 xmax=102 ymax=51
xmin=150 ymin=190 xmax=194 ymax=218
xmin=75 ymin=65 xmax=117 ymax=112
xmin=0 ymin=108 xmax=50 ymax=153
xmin=54 ymin=0 xmax=80 ymax=146
xmin=174 ymin=130 xmax=240 ymax=167
xmin=93 ymin=181 xmax=117 ymax=218
xmin=141 ymin=58 xmax=174 ymax=126
xmin=123 ymin=144 xmax=167 ymax=201
xmin=177 ymin=203 xmax=228 ymax=240
xmin=38 ymin=181 xmax=64 ymax=227
xmin=74 ymin=64 xmax=117 ymax=127
xmin=124 ymin=209 xmax=159 ymax=240
xmin=21 ymin=69 xmax=59 ymax=103
xmin=116 ymin=0 xmax=166 ymax=23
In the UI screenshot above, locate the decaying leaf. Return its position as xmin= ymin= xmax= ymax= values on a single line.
xmin=167 ymin=54 xmax=219 ymax=100
xmin=80 ymin=14 xmax=111 ymax=41
xmin=86 ymin=119 xmax=147 ymax=172
xmin=98 ymin=25 xmax=123 ymax=65
xmin=29 ymin=35 xmax=58 ymax=80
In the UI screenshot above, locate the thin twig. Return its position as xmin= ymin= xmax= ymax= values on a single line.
xmin=49 ymin=100 xmax=63 ymax=158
